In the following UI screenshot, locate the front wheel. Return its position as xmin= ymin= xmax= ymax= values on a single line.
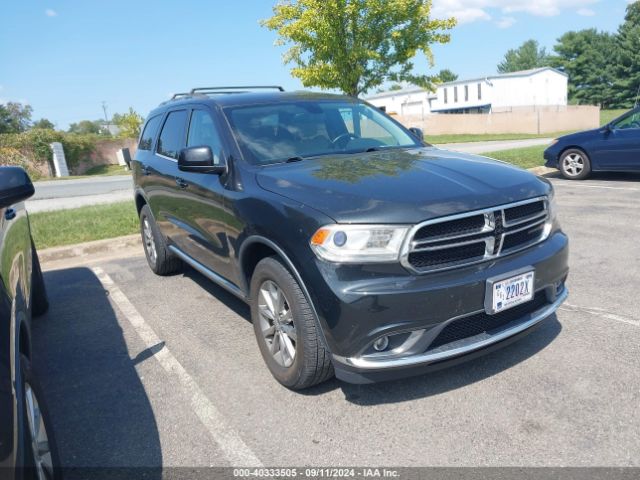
xmin=250 ymin=257 xmax=334 ymax=390
xmin=559 ymin=149 xmax=591 ymax=180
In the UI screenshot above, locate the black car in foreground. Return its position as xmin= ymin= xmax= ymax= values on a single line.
xmin=0 ymin=167 xmax=59 ymax=479
xmin=133 ymin=87 xmax=569 ymax=389
xmin=544 ymin=106 xmax=640 ymax=179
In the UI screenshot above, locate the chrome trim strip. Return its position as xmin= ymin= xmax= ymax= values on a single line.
xmin=168 ymin=245 xmax=247 ymax=300
xmin=156 ymin=153 xmax=178 ymax=163
xmin=503 ymin=207 xmax=547 ymax=228
xmin=503 ymin=217 xmax=546 ymax=235
xmin=333 ymin=288 xmax=567 ymax=370
xmin=411 ymin=213 xmax=493 ymax=247
xmin=412 ymin=237 xmax=488 ymax=252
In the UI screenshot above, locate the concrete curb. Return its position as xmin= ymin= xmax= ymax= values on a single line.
xmin=39 ymin=234 xmax=142 ymax=265
xmin=528 ymin=166 xmax=557 ymax=176
xmin=39 ymin=165 xmax=557 ymax=264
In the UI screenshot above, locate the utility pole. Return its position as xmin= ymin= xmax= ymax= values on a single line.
xmin=101 ymin=101 xmax=109 ymax=123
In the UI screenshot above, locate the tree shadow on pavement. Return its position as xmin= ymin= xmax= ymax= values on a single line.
xmin=31 ymin=268 xmax=162 ymax=479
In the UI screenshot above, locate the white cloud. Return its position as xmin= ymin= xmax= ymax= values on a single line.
xmin=495 ymin=16 xmax=516 ymax=28
xmin=432 ymin=0 xmax=599 ymax=23
xmin=577 ymin=7 xmax=596 ymax=15
xmin=45 ymin=9 xmax=57 ymax=17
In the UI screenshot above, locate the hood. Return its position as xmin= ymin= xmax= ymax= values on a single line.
xmin=558 ymin=128 xmax=602 ymax=142
xmin=256 ymin=148 xmax=551 ymax=224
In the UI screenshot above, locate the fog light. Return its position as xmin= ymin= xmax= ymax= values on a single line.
xmin=373 ymin=336 xmax=389 ymax=351
xmin=555 ymin=281 xmax=564 ymax=294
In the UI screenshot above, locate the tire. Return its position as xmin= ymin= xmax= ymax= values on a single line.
xmin=250 ymin=257 xmax=334 ymax=390
xmin=139 ymin=204 xmax=181 ymax=275
xmin=19 ymin=354 xmax=61 ymax=480
xmin=559 ymin=148 xmax=591 ymax=180
xmin=31 ymin=242 xmax=49 ymax=317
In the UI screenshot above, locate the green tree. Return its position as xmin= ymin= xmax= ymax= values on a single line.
xmin=0 ymin=102 xmax=33 ymax=133
xmin=551 ymin=29 xmax=617 ymax=108
xmin=612 ymin=1 xmax=640 ymax=108
xmin=32 ymin=118 xmax=56 ymax=130
xmin=436 ymin=68 xmax=458 ymax=83
xmin=262 ymin=0 xmax=456 ymax=97
xmin=112 ymin=108 xmax=144 ymax=139
xmin=68 ymin=120 xmax=103 ymax=135
xmin=497 ymin=40 xmax=550 ymax=73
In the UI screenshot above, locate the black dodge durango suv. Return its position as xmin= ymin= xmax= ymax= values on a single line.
xmin=132 ymin=86 xmax=569 ymax=389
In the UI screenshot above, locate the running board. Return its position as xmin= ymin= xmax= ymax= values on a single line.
xmin=168 ymin=246 xmax=248 ymax=301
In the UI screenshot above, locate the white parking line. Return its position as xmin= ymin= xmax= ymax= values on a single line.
xmin=561 ymin=302 xmax=640 ymax=327
xmin=92 ymin=267 xmax=263 ymax=467
xmin=551 ymin=181 xmax=640 ymax=192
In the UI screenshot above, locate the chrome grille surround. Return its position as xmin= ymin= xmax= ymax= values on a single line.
xmin=400 ymin=196 xmax=551 ymax=274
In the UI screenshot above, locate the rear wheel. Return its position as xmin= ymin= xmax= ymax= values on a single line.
xmin=250 ymin=257 xmax=334 ymax=389
xmin=559 ymin=149 xmax=591 ymax=180
xmin=139 ymin=205 xmax=181 ymax=275
xmin=20 ymin=354 xmax=61 ymax=480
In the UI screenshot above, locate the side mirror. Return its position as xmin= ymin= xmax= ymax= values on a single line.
xmin=178 ymin=146 xmax=226 ymax=174
xmin=408 ymin=127 xmax=424 ymax=141
xmin=602 ymin=123 xmax=612 ymax=133
xmin=0 ymin=167 xmax=35 ymax=209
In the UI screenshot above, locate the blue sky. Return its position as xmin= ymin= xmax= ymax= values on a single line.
xmin=0 ymin=0 xmax=632 ymax=128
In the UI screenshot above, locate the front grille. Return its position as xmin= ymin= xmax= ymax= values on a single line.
xmin=429 ymin=292 xmax=549 ymax=350
xmin=504 ymin=200 xmax=545 ymax=224
xmin=413 ymin=214 xmax=486 ymax=241
xmin=502 ymin=223 xmax=545 ymax=251
xmin=404 ymin=197 xmax=549 ymax=273
xmin=408 ymin=243 xmax=486 ymax=269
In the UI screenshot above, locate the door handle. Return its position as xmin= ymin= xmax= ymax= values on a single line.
xmin=4 ymin=208 xmax=16 ymax=220
xmin=175 ymin=177 xmax=189 ymax=189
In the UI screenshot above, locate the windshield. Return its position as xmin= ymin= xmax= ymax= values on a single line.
xmin=224 ymin=100 xmax=421 ymax=165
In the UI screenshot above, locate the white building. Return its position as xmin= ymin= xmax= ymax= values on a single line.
xmin=366 ymin=67 xmax=568 ymax=116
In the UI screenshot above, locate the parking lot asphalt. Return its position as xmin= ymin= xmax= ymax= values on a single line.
xmin=32 ymin=172 xmax=640 ymax=469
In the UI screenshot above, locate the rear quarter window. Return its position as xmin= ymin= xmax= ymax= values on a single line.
xmin=157 ymin=110 xmax=188 ymax=159
xmin=138 ymin=115 xmax=162 ymax=151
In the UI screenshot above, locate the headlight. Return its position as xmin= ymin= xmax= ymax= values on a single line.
xmin=310 ymin=225 xmax=410 ymax=263
xmin=549 ymin=139 xmax=559 ymax=147
xmin=547 ymin=187 xmax=557 ymax=222
xmin=543 ymin=188 xmax=558 ymax=239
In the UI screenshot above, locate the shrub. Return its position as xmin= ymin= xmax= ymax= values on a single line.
xmin=0 ymin=129 xmax=97 ymax=175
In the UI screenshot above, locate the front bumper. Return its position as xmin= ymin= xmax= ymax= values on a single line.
xmin=302 ymin=231 xmax=569 ymax=384
xmin=543 ymin=146 xmax=560 ymax=168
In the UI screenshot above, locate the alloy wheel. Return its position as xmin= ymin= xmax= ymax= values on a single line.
xmin=258 ymin=280 xmax=297 ymax=368
xmin=24 ymin=382 xmax=54 ymax=480
xmin=562 ymin=153 xmax=585 ymax=177
xmin=143 ymin=218 xmax=157 ymax=264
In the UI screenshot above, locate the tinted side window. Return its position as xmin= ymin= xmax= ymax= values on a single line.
xmin=138 ymin=115 xmax=162 ymax=150
xmin=614 ymin=111 xmax=640 ymax=130
xmin=187 ymin=110 xmax=223 ymax=164
xmin=157 ymin=110 xmax=188 ymax=159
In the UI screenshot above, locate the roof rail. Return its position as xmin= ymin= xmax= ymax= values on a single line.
xmin=189 ymin=86 xmax=285 ymax=95
xmin=171 ymin=92 xmax=191 ymax=100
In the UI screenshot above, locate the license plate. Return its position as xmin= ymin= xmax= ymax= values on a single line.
xmin=487 ymin=270 xmax=535 ymax=314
